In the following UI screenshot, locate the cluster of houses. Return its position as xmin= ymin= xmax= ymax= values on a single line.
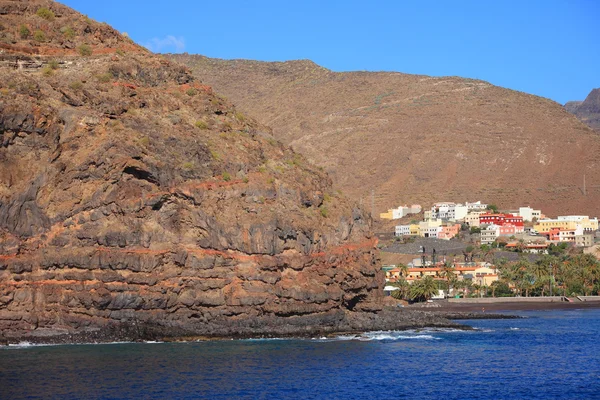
xmin=387 ymin=200 xmax=598 ymax=248
xmin=389 ymin=201 xmax=491 ymax=240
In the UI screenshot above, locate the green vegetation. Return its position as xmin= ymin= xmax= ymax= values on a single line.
xmin=186 ymin=88 xmax=198 ymax=96
xmin=182 ymin=162 xmax=194 ymax=170
xmin=194 ymin=120 xmax=208 ymax=129
xmin=235 ymin=111 xmax=245 ymax=122
xmin=257 ymin=165 xmax=267 ymax=173
xmin=389 ymin=279 xmax=409 ymax=300
xmin=41 ymin=65 xmax=54 ymax=77
xmin=409 ymin=276 xmax=439 ymax=302
xmin=116 ymin=49 xmax=125 ymax=56
xmin=496 ymin=253 xmax=600 ymax=297
xmin=78 ymin=44 xmax=93 ymax=56
xmin=470 ymin=226 xmax=481 ymax=234
xmin=222 ymin=172 xmax=231 ymax=182
xmin=61 ymin=26 xmax=76 ymax=39
xmin=137 ymin=136 xmax=150 ymax=147
xmin=33 ymin=30 xmax=46 ymax=42
xmin=319 ymin=205 xmax=329 ymax=218
xmin=209 ymin=149 xmax=221 ymax=161
xmin=19 ymin=25 xmax=30 ymax=39
xmin=36 ymin=7 xmax=55 ymax=21
xmin=48 ymin=60 xmax=59 ymax=70
xmin=486 ymin=204 xmax=499 ymax=213
xmin=96 ymin=73 xmax=113 ymax=83
xmin=69 ymin=81 xmax=83 ymax=91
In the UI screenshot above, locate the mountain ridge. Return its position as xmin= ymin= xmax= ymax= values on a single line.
xmin=565 ymin=88 xmax=600 ymax=131
xmin=170 ymin=54 xmax=600 ymax=217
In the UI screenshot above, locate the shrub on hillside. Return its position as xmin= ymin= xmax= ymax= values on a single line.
xmin=78 ymin=44 xmax=92 ymax=56
xmin=61 ymin=26 xmax=76 ymax=39
xmin=19 ymin=25 xmax=30 ymax=39
xmin=36 ymin=7 xmax=55 ymax=21
xmin=194 ymin=120 xmax=208 ymax=129
xmin=33 ymin=30 xmax=46 ymax=42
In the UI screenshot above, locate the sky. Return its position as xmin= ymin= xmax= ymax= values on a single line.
xmin=60 ymin=0 xmax=599 ymax=105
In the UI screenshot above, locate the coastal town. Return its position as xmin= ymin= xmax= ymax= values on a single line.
xmin=379 ymin=201 xmax=600 ymax=301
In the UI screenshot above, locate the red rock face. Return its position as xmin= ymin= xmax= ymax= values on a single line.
xmin=0 ymin=0 xmax=391 ymax=342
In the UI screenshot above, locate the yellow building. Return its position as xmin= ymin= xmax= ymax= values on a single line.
xmin=534 ymin=216 xmax=599 ymax=233
xmin=380 ymin=210 xmax=394 ymax=219
xmin=409 ymin=224 xmax=420 ymax=236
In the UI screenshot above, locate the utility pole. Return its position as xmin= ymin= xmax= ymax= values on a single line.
xmin=583 ymin=174 xmax=587 ymax=196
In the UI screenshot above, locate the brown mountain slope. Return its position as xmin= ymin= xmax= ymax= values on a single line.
xmin=169 ymin=55 xmax=600 ymax=217
xmin=565 ymin=88 xmax=600 ymax=131
xmin=1 ymin=1 xmax=452 ymax=343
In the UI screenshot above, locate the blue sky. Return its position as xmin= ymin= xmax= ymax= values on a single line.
xmin=60 ymin=0 xmax=599 ymax=104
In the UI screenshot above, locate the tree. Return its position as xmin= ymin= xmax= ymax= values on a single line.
xmin=389 ymin=278 xmax=409 ymax=300
xmin=441 ymin=262 xmax=457 ymax=296
xmin=487 ymin=204 xmax=499 ymax=213
xmin=409 ymin=276 xmax=438 ymax=302
xmin=490 ymin=281 xmax=512 ymax=297
xmin=397 ymin=263 xmax=409 ymax=278
xmin=530 ymin=259 xmax=550 ymax=296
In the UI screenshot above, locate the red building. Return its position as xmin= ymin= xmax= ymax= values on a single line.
xmin=479 ymin=213 xmax=524 ymax=228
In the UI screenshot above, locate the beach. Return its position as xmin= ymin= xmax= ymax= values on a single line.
xmin=410 ymin=298 xmax=600 ymax=314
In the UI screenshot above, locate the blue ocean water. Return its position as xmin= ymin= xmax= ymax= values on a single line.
xmin=2 ymin=309 xmax=600 ymax=400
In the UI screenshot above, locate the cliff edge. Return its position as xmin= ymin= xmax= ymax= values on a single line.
xmin=0 ymin=0 xmax=458 ymax=343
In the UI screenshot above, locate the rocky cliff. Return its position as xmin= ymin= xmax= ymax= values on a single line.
xmin=0 ymin=0 xmax=457 ymax=343
xmin=169 ymin=55 xmax=600 ymax=217
xmin=565 ymin=88 xmax=600 ymax=131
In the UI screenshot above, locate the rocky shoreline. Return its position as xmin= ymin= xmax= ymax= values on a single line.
xmin=0 ymin=308 xmax=525 ymax=346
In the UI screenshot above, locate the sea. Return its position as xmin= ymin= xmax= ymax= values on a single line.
xmin=1 ymin=309 xmax=600 ymax=400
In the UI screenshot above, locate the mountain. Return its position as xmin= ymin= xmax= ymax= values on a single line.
xmin=169 ymin=55 xmax=600 ymax=217
xmin=0 ymin=1 xmax=452 ymax=343
xmin=565 ymin=88 xmax=600 ymax=131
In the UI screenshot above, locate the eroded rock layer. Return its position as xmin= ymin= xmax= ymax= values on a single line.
xmin=0 ymin=0 xmax=447 ymax=343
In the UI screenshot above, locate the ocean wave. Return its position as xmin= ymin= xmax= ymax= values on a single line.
xmin=317 ymin=331 xmax=446 ymax=342
xmin=0 ymin=341 xmax=138 ymax=349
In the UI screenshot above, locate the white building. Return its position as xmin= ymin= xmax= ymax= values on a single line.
xmin=518 ymin=206 xmax=542 ymax=222
xmin=395 ymin=225 xmax=411 ymax=236
xmin=429 ymin=202 xmax=468 ymax=221
xmin=480 ymin=224 xmax=500 ymax=245
xmin=465 ymin=201 xmax=488 ymax=211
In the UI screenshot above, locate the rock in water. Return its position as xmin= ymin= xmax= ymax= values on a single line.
xmin=1 ymin=0 xmax=454 ymax=343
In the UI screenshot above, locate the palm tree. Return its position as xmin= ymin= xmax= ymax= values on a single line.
xmin=397 ymin=263 xmax=409 ymax=278
xmin=530 ymin=260 xmax=550 ymax=296
xmin=480 ymin=244 xmax=495 ymax=263
xmin=409 ymin=276 xmax=438 ymax=302
xmin=389 ymin=278 xmax=409 ymax=300
xmin=441 ymin=262 xmax=457 ymax=296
